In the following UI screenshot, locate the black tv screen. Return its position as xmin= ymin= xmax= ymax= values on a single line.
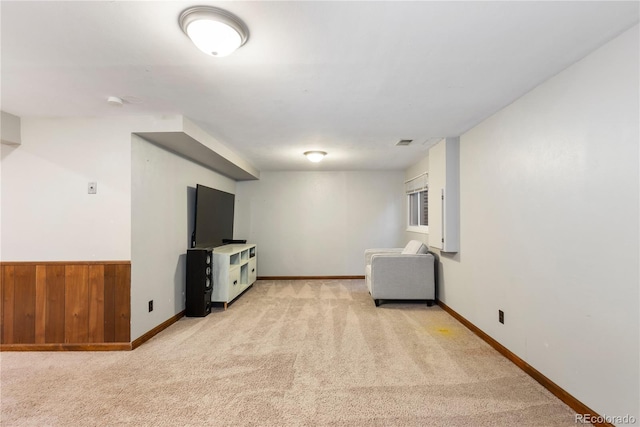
xmin=192 ymin=184 xmax=235 ymax=248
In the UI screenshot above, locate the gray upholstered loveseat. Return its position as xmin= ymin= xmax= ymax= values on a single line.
xmin=364 ymin=240 xmax=436 ymax=307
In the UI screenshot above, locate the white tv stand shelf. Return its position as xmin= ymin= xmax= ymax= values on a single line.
xmin=211 ymin=244 xmax=257 ymax=309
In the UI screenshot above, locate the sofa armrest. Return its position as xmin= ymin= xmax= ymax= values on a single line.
xmin=365 ymin=248 xmax=403 ymax=266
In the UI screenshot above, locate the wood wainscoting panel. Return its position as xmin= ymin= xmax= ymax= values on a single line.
xmin=34 ymin=266 xmax=47 ymax=343
xmin=88 ymin=265 xmax=105 ymax=343
xmin=114 ymin=264 xmax=131 ymax=343
xmin=13 ymin=266 xmax=36 ymax=344
xmin=103 ymin=265 xmax=117 ymax=342
xmin=2 ymin=266 xmax=16 ymax=344
xmin=45 ymin=265 xmax=66 ymax=343
xmin=65 ymin=265 xmax=89 ymax=343
xmin=0 ymin=261 xmax=130 ymax=348
xmin=0 ymin=266 xmax=3 ymax=343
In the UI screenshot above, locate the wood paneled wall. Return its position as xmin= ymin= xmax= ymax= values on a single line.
xmin=1 ymin=262 xmax=130 ymax=348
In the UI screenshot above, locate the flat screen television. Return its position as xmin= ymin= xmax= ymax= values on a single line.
xmin=191 ymin=184 xmax=235 ymax=248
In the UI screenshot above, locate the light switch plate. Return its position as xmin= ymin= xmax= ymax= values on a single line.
xmin=88 ymin=182 xmax=97 ymax=194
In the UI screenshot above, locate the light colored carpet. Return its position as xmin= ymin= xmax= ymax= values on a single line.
xmin=1 ymin=279 xmax=578 ymax=426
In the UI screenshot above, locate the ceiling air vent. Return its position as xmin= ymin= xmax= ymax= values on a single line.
xmin=396 ymin=139 xmax=413 ymax=146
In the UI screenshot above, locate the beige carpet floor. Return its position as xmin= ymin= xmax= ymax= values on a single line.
xmin=1 ymin=279 xmax=579 ymax=426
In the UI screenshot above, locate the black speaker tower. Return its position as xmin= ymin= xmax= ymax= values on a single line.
xmin=186 ymin=248 xmax=214 ymax=317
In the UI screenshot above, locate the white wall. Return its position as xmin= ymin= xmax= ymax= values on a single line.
xmin=130 ymin=136 xmax=235 ymax=340
xmin=1 ymin=115 xmax=181 ymax=261
xmin=428 ymin=26 xmax=638 ymax=421
xmin=235 ymin=171 xmax=405 ymax=276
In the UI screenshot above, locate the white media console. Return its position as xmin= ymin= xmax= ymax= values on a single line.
xmin=211 ymin=244 xmax=257 ymax=309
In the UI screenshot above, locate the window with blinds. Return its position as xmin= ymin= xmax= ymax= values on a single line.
xmin=406 ymin=172 xmax=428 ymax=232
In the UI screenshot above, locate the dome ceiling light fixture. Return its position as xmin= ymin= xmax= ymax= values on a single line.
xmin=304 ymin=151 xmax=327 ymax=163
xmin=179 ymin=6 xmax=249 ymax=57
xmin=107 ymin=96 xmax=123 ymax=107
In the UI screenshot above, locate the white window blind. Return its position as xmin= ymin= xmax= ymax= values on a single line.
xmin=405 ymin=172 xmax=428 ymax=194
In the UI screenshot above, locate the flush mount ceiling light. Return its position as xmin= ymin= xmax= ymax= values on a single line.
xmin=304 ymin=151 xmax=327 ymax=163
xmin=107 ymin=96 xmax=123 ymax=107
xmin=179 ymin=6 xmax=249 ymax=57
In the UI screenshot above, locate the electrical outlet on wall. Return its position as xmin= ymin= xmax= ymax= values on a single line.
xmin=88 ymin=182 xmax=97 ymax=194
xmin=148 ymin=300 xmax=153 ymax=312
xmin=499 ymin=310 xmax=504 ymax=324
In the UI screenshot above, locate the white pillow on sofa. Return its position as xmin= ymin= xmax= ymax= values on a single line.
xmin=402 ymin=240 xmax=428 ymax=255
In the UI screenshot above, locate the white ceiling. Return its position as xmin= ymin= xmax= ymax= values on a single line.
xmin=2 ymin=1 xmax=638 ymax=171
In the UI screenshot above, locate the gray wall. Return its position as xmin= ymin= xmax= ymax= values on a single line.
xmin=426 ymin=26 xmax=639 ymax=420
xmin=130 ymin=135 xmax=235 ymax=340
xmin=235 ymin=171 xmax=405 ymax=276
